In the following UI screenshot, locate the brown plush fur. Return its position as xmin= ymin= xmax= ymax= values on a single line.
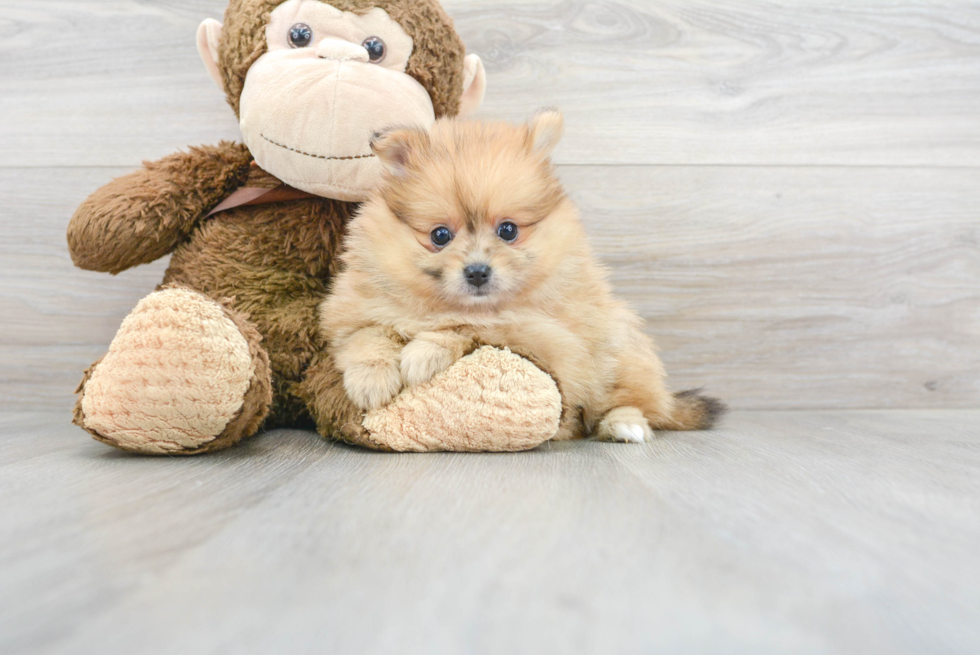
xmin=209 ymin=295 xmax=275 ymax=449
xmin=219 ymin=0 xmax=466 ymax=118
xmin=68 ymin=0 xmax=471 ymax=453
xmin=320 ymin=115 xmax=725 ymax=440
xmin=161 ymin=182 xmax=354 ymax=430
xmin=297 ymin=351 xmax=392 ymax=449
xmin=68 ymin=142 xmax=253 ymax=275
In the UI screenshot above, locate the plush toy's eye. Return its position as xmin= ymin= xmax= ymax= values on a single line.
xmin=497 ymin=222 xmax=519 ymax=243
xmin=430 ymin=227 xmax=454 ymax=248
xmin=362 ymin=36 xmax=387 ymax=63
xmin=289 ymin=23 xmax=313 ymax=48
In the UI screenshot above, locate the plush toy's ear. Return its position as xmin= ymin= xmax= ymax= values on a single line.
xmin=529 ymin=108 xmax=565 ymax=156
xmin=370 ymin=127 xmax=431 ymax=177
xmin=458 ymin=54 xmax=486 ymax=117
xmin=196 ymin=19 xmax=224 ymax=90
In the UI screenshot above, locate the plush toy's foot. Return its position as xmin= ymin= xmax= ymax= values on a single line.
xmin=360 ymin=346 xmax=562 ymax=452
xmin=73 ymin=287 xmax=272 ymax=455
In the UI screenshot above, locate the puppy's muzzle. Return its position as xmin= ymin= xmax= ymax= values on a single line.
xmin=464 ymin=263 xmax=492 ymax=289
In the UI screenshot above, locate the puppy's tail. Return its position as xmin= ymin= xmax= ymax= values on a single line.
xmin=665 ymin=389 xmax=727 ymax=431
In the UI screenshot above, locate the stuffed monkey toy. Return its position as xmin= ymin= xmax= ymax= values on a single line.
xmin=68 ymin=0 xmax=564 ymax=454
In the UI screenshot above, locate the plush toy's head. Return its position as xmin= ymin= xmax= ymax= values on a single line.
xmin=197 ymin=0 xmax=486 ymax=201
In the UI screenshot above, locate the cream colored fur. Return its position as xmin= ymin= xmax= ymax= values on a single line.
xmin=80 ymin=288 xmax=255 ymax=454
xmin=321 ymin=112 xmax=694 ymax=445
xmin=362 ymin=346 xmax=561 ymax=452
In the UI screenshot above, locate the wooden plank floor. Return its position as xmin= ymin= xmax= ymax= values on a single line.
xmin=1 ymin=410 xmax=978 ymax=654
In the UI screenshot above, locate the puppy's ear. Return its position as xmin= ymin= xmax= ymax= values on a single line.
xmin=370 ymin=127 xmax=430 ymax=177
xmin=528 ymin=108 xmax=564 ymax=157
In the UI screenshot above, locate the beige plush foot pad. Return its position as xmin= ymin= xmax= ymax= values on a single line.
xmin=362 ymin=346 xmax=562 ymax=452
xmin=79 ymin=288 xmax=256 ymax=454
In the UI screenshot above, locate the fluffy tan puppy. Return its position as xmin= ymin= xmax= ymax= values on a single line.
xmin=320 ymin=110 xmax=723 ymax=443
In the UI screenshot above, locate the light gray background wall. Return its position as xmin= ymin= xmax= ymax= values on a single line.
xmin=2 ymin=0 xmax=978 ymax=411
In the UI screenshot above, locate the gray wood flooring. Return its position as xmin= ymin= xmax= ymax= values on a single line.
xmin=2 ymin=410 xmax=978 ymax=654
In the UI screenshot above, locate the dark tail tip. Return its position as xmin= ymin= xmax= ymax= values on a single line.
xmin=675 ymin=388 xmax=728 ymax=430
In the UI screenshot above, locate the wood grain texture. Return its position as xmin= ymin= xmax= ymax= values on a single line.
xmin=0 ymin=167 xmax=169 ymax=411
xmin=1 ymin=410 xmax=978 ymax=654
xmin=3 ymin=165 xmax=976 ymax=410
xmin=3 ymin=0 xmax=980 ymax=167
xmin=564 ymin=165 xmax=980 ymax=410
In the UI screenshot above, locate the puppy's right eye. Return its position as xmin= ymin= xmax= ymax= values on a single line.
xmin=430 ymin=227 xmax=454 ymax=248
xmin=497 ymin=221 xmax=519 ymax=243
xmin=289 ymin=23 xmax=313 ymax=48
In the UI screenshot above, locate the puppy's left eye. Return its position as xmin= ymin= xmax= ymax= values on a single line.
xmin=431 ymin=226 xmax=454 ymax=248
xmin=497 ymin=221 xmax=519 ymax=243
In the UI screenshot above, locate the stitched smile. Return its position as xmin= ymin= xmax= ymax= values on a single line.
xmin=261 ymin=134 xmax=375 ymax=161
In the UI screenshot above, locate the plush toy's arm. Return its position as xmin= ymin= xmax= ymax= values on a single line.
xmin=67 ymin=141 xmax=253 ymax=274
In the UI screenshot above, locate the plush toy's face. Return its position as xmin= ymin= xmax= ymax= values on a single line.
xmin=198 ymin=0 xmax=486 ymax=202
xmin=240 ymin=0 xmax=434 ymax=200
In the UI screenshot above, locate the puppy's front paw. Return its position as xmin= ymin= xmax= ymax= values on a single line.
xmin=344 ymin=361 xmax=403 ymax=411
xmin=400 ymin=338 xmax=459 ymax=387
xmin=596 ymin=406 xmax=654 ymax=444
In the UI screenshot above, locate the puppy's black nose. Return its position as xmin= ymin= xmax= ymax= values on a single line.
xmin=464 ymin=263 xmax=492 ymax=288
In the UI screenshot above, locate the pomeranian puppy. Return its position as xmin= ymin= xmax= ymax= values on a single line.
xmin=320 ymin=110 xmax=723 ymax=442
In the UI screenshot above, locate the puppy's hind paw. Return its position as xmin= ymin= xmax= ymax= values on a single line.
xmin=400 ymin=338 xmax=458 ymax=387
xmin=596 ymin=406 xmax=654 ymax=444
xmin=612 ymin=423 xmax=648 ymax=443
xmin=344 ymin=361 xmax=403 ymax=411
